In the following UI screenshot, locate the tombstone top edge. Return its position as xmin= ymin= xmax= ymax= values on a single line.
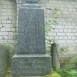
xmin=26 ymin=0 xmax=38 ymax=3
xmin=21 ymin=4 xmax=40 ymax=8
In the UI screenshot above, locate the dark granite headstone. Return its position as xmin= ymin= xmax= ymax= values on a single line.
xmin=17 ymin=4 xmax=45 ymax=54
xmin=26 ymin=0 xmax=38 ymax=3
xmin=12 ymin=3 xmax=51 ymax=76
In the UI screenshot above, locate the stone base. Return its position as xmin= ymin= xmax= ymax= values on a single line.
xmin=12 ymin=54 xmax=51 ymax=76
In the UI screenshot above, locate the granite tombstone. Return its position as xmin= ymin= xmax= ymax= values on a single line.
xmin=25 ymin=0 xmax=38 ymax=3
xmin=12 ymin=1 xmax=51 ymax=76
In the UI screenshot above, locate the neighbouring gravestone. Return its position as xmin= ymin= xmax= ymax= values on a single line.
xmin=0 ymin=45 xmax=9 ymax=77
xmin=51 ymin=43 xmax=60 ymax=70
xmin=12 ymin=1 xmax=51 ymax=76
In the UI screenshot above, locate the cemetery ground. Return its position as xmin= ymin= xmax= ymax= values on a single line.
xmin=1 ymin=44 xmax=77 ymax=77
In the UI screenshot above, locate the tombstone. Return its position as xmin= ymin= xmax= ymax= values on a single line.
xmin=51 ymin=43 xmax=60 ymax=70
xmin=0 ymin=45 xmax=9 ymax=77
xmin=12 ymin=1 xmax=51 ymax=76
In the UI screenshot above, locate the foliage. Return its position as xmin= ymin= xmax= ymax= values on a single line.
xmin=43 ymin=55 xmax=77 ymax=77
xmin=43 ymin=69 xmax=77 ymax=77
xmin=45 ymin=19 xmax=55 ymax=53
xmin=45 ymin=8 xmax=62 ymax=34
xmin=45 ymin=19 xmax=57 ymax=48
xmin=46 ymin=47 xmax=51 ymax=54
xmin=53 ymin=9 xmax=62 ymax=18
xmin=4 ymin=44 xmax=15 ymax=77
xmin=58 ymin=46 xmax=68 ymax=54
xmin=43 ymin=72 xmax=61 ymax=77
xmin=45 ymin=19 xmax=58 ymax=34
xmin=45 ymin=8 xmax=62 ymax=47
xmin=5 ymin=44 xmax=15 ymax=68
xmin=58 ymin=56 xmax=77 ymax=77
xmin=57 ymin=68 xmax=77 ymax=77
xmin=62 ymin=56 xmax=77 ymax=69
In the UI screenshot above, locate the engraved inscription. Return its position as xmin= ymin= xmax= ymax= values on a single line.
xmin=17 ymin=8 xmax=45 ymax=54
xmin=17 ymin=59 xmax=46 ymax=70
xmin=12 ymin=56 xmax=51 ymax=76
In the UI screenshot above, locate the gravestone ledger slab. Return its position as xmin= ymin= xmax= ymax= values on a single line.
xmin=12 ymin=4 xmax=51 ymax=76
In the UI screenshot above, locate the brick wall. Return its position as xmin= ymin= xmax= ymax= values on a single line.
xmin=44 ymin=0 xmax=77 ymax=45
xmin=0 ymin=0 xmax=17 ymax=45
xmin=0 ymin=0 xmax=77 ymax=51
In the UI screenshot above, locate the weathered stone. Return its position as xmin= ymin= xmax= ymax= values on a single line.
xmin=26 ymin=0 xmax=38 ymax=3
xmin=12 ymin=54 xmax=51 ymax=76
xmin=16 ymin=0 xmax=38 ymax=4
xmin=12 ymin=3 xmax=51 ymax=76
xmin=17 ymin=4 xmax=45 ymax=54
